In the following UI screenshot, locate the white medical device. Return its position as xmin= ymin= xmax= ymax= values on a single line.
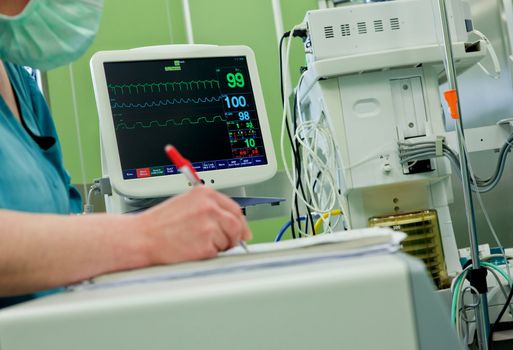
xmin=295 ymin=0 xmax=486 ymax=281
xmin=90 ymin=45 xmax=276 ymax=211
xmin=0 ymin=241 xmax=465 ymax=350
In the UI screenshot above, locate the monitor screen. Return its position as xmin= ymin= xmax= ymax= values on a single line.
xmin=103 ymin=56 xmax=268 ymax=180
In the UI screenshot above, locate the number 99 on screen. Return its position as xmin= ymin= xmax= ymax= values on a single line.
xmin=226 ymin=72 xmax=245 ymax=88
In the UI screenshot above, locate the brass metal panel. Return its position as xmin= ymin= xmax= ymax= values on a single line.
xmin=369 ymin=210 xmax=450 ymax=289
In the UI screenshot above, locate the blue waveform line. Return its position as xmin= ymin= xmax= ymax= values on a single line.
xmin=111 ymin=96 xmax=223 ymax=109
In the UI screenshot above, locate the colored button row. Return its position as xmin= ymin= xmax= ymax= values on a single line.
xmin=123 ymin=165 xmax=178 ymax=179
xmin=122 ymin=156 xmax=267 ymax=180
xmin=192 ymin=156 xmax=266 ymax=171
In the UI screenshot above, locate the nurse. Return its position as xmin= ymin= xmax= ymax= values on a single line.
xmin=0 ymin=0 xmax=251 ymax=303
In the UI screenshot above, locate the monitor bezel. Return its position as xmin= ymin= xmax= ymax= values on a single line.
xmin=90 ymin=45 xmax=277 ymax=198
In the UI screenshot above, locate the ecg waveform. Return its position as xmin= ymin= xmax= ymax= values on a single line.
xmin=116 ymin=115 xmax=227 ymax=130
xmin=111 ymin=96 xmax=223 ymax=109
xmin=108 ymin=80 xmax=220 ymax=95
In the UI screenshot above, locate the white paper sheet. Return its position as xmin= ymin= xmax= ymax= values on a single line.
xmin=70 ymin=228 xmax=405 ymax=291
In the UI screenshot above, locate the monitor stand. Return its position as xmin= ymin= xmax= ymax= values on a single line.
xmin=102 ymin=182 xmax=284 ymax=214
xmin=97 ymin=147 xmax=284 ymax=215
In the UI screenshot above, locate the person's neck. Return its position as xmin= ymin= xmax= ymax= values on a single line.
xmin=0 ymin=61 xmax=22 ymax=123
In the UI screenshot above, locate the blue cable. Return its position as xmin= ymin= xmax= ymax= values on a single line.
xmin=275 ymin=216 xmax=307 ymax=242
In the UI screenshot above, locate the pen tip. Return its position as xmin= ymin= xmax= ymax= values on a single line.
xmin=164 ymin=144 xmax=174 ymax=152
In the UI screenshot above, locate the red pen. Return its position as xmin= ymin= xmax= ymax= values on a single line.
xmin=165 ymin=145 xmax=202 ymax=186
xmin=164 ymin=144 xmax=249 ymax=253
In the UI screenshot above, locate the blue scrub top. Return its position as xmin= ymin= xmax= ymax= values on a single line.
xmin=0 ymin=63 xmax=82 ymax=213
xmin=0 ymin=62 xmax=82 ymax=308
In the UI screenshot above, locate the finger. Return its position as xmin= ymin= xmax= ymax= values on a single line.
xmin=221 ymin=211 xmax=251 ymax=242
xmin=237 ymin=217 xmax=252 ymax=241
xmin=192 ymin=187 xmax=251 ymax=241
xmin=216 ymin=210 xmax=246 ymax=248
xmin=206 ymin=190 xmax=252 ymax=240
xmin=211 ymin=224 xmax=231 ymax=252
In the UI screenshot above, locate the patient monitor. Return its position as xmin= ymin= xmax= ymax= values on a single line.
xmin=90 ymin=45 xmax=277 ymax=212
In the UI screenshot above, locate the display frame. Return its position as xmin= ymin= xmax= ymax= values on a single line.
xmin=90 ymin=45 xmax=276 ymax=198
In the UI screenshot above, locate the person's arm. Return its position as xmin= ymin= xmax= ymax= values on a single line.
xmin=0 ymin=186 xmax=251 ymax=296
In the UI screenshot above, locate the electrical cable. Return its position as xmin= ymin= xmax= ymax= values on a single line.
xmin=289 ymin=212 xmax=296 ymax=239
xmin=314 ymin=209 xmax=343 ymax=234
xmin=279 ymin=31 xmax=297 ymax=239
xmin=460 ymin=285 xmax=480 ymax=340
xmin=399 ymin=134 xmax=513 ymax=276
xmin=278 ymin=30 xmax=315 ymax=237
xmin=482 ymin=255 xmax=513 ymax=263
xmin=293 ymin=75 xmax=337 ymax=234
xmin=447 ymin=124 xmax=513 ymax=344
xmin=489 ymin=281 xmax=513 ymax=348
xmin=279 ymin=23 xmax=349 ymax=231
xmin=292 ymin=94 xmax=315 ymax=235
xmin=278 ymin=31 xmax=291 ymax=102
xmin=279 ymin=25 xmax=337 ymax=214
xmin=293 ymin=85 xmax=347 ymax=222
xmin=451 ymin=261 xmax=513 ymax=346
xmin=275 ymin=216 xmax=307 ymax=242
xmin=481 ymin=262 xmax=512 ymax=285
xmin=471 ymin=29 xmax=501 ymax=80
xmin=451 ymin=263 xmax=512 ymax=326
xmin=485 ymin=266 xmax=513 ymax=319
xmin=83 ymin=183 xmax=100 ymax=214
xmin=398 ymin=132 xmax=513 ymax=193
xmin=343 ymin=142 xmax=398 ymax=171
xmin=463 ymin=137 xmax=512 ymax=283
xmin=452 ymin=267 xmax=471 ymax=325
xmin=461 ymin=129 xmax=513 ymax=349
xmin=280 ymin=31 xmax=302 ymax=237
xmin=293 ymin=118 xmax=340 ymax=211
xmin=456 ymin=276 xmax=472 ymax=337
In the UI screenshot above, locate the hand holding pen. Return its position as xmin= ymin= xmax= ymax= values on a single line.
xmin=165 ymin=145 xmax=250 ymax=253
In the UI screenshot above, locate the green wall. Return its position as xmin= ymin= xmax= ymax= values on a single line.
xmin=48 ymin=0 xmax=187 ymax=185
xmin=47 ymin=0 xmax=317 ymax=243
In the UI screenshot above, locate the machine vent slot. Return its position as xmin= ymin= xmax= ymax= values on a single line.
xmin=357 ymin=22 xmax=367 ymax=34
xmin=390 ymin=17 xmax=400 ymax=30
xmin=324 ymin=26 xmax=335 ymax=38
xmin=340 ymin=23 xmax=351 ymax=37
xmin=374 ymin=19 xmax=384 ymax=32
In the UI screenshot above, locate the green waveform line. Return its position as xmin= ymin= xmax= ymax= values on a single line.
xmin=116 ymin=115 xmax=227 ymax=130
xmin=108 ymin=79 xmax=220 ymax=95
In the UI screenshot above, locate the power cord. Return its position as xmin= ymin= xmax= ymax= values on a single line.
xmin=279 ymin=28 xmax=315 ymax=237
xmin=489 ymin=281 xmax=513 ymax=348
xmin=398 ymin=132 xmax=513 ymax=193
xmin=471 ymin=29 xmax=501 ymax=80
xmin=82 ymin=177 xmax=112 ymax=214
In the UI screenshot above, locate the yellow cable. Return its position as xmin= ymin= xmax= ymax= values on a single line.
xmin=314 ymin=209 xmax=343 ymax=233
